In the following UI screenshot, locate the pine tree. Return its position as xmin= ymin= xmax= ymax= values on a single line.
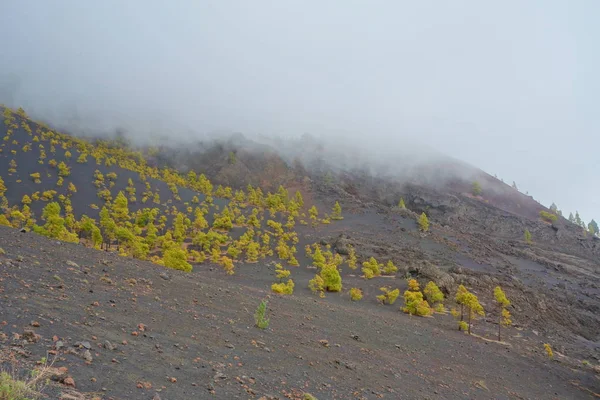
xmin=524 ymin=229 xmax=532 ymax=244
xmin=588 ymin=219 xmax=598 ymax=236
xmin=320 ymin=264 xmax=342 ymax=292
xmin=112 ymin=191 xmax=130 ymax=224
xmin=331 ymin=201 xmax=343 ymax=220
xmin=403 ymin=279 xmax=432 ymax=316
xmin=472 ymin=181 xmax=482 ymax=196
xmin=0 ymin=176 xmax=6 ymax=197
xmin=423 ymin=281 xmax=445 ymax=312
xmin=455 ymin=284 xmax=469 ymax=323
xmin=398 ymin=198 xmax=406 ymax=209
xmin=512 ymin=181 xmax=518 ymax=190
xmin=309 ymin=206 xmax=319 ymax=227
xmin=99 ymin=206 xmax=117 ymax=248
xmin=575 ymin=211 xmax=582 ymax=226
xmin=418 ymin=212 xmax=429 ymax=232
xmin=295 ymin=191 xmax=304 ymax=208
xmin=494 ymin=286 xmax=511 ymax=341
xmin=464 ymin=292 xmax=484 ymax=335
xmin=312 ymin=246 xmax=326 ymax=268
xmin=568 ymin=212 xmax=575 ymax=223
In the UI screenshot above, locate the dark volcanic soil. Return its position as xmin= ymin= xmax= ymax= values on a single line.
xmin=0 ymin=226 xmax=598 ymax=400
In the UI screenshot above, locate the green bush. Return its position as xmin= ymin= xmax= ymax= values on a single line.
xmin=254 ymin=300 xmax=270 ymax=329
xmin=539 ymin=210 xmax=558 ymax=223
xmin=376 ymin=287 xmax=400 ymax=305
xmin=163 ymin=248 xmax=192 ymax=272
xmin=349 ymin=287 xmax=363 ymax=301
xmin=321 ymin=264 xmax=342 ymax=292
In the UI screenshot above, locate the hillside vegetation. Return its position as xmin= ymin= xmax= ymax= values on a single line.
xmin=0 ymin=105 xmax=599 ymax=399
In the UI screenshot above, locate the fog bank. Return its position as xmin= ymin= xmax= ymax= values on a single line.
xmin=0 ymin=1 xmax=598 ymax=220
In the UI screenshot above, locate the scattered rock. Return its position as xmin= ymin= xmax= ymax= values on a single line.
xmin=49 ymin=367 xmax=69 ymax=382
xmin=82 ymin=350 xmax=93 ymax=362
xmin=30 ymin=321 xmax=40 ymax=327
xmin=213 ymin=372 xmax=227 ymax=382
xmin=63 ymin=376 xmax=76 ymax=387
xmin=104 ymin=340 xmax=116 ymax=351
xmin=22 ymin=329 xmax=41 ymax=343
xmin=66 ymin=260 xmax=79 ymax=268
xmin=159 ymin=272 xmax=171 ymax=280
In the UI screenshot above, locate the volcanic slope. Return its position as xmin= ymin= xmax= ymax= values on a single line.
xmin=0 ymin=105 xmax=599 ymax=398
xmin=0 ymin=227 xmax=598 ymax=400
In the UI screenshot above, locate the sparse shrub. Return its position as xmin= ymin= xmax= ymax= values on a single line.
xmin=254 ymin=300 xmax=270 ymax=329
xmin=163 ymin=247 xmax=192 ymax=272
xmin=308 ymin=274 xmax=325 ymax=298
xmin=30 ymin=172 xmax=41 ymax=184
xmin=220 ymin=256 xmax=235 ymax=275
xmin=347 ymin=246 xmax=357 ymax=269
xmin=246 ymin=241 xmax=260 ymax=263
xmin=377 ymin=287 xmax=400 ymax=305
xmin=544 ymin=343 xmax=553 ymax=359
xmin=472 ymin=181 xmax=482 ymax=196
xmin=349 ymin=287 xmax=363 ymax=301
xmin=275 ymin=263 xmax=291 ymax=280
xmin=362 ymin=257 xmax=381 ymax=279
xmin=303 ymin=394 xmax=318 ymax=400
xmin=423 ymin=281 xmax=445 ymax=312
xmin=309 ymin=205 xmax=319 ymax=227
xmin=539 ymin=210 xmax=558 ymax=223
xmin=0 ymin=215 xmax=11 ymax=227
xmin=403 ymin=290 xmax=433 ymax=316
xmin=383 ymin=260 xmax=398 ymax=275
xmin=0 ymin=369 xmax=48 ymax=399
xmin=57 ymin=161 xmax=70 ymax=177
xmin=271 ymin=279 xmax=294 ymax=295
xmin=403 ymin=279 xmax=432 ymax=316
xmin=524 ymin=229 xmax=532 ymax=244
xmin=418 ymin=212 xmax=429 ymax=232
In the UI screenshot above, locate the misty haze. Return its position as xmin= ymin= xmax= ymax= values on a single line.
xmin=1 ymin=1 xmax=598 ymax=219
xmin=0 ymin=2 xmax=598 ymax=399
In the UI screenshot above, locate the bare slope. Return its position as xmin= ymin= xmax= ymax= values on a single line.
xmin=0 ymin=226 xmax=597 ymax=400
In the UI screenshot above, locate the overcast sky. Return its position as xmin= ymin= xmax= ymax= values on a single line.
xmin=0 ymin=1 xmax=598 ymax=221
